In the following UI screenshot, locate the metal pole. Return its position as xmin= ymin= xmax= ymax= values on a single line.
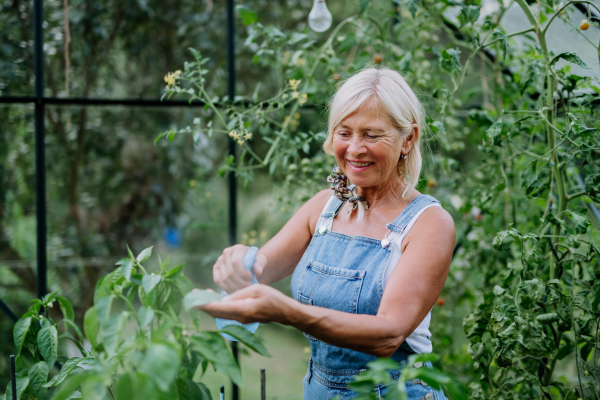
xmin=0 ymin=298 xmax=19 ymax=323
xmin=10 ymin=355 xmax=17 ymax=400
xmin=226 ymin=0 xmax=239 ymax=399
xmin=260 ymin=368 xmax=266 ymax=400
xmin=34 ymin=0 xmax=47 ymax=300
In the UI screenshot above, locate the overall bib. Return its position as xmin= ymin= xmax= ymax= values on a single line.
xmin=290 ymin=194 xmax=447 ymax=400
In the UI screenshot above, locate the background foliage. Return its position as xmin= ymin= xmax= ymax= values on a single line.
xmin=1 ymin=0 xmax=600 ymax=398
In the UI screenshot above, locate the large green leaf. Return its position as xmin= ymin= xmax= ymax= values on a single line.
xmin=45 ymin=357 xmax=84 ymax=388
xmin=138 ymin=306 xmax=155 ymax=329
xmin=29 ymin=361 xmax=50 ymax=398
xmin=549 ymin=52 xmax=589 ymax=69
xmin=219 ymin=325 xmax=271 ymax=357
xmin=83 ymin=307 xmax=99 ymax=349
xmin=5 ymin=377 xmax=29 ymax=400
xmin=190 ymin=332 xmax=241 ymax=386
xmin=13 ymin=316 xmax=32 ymax=358
xmin=142 ymin=274 xmax=162 ymax=294
xmin=102 ymin=313 xmax=128 ymax=355
xmin=57 ymin=296 xmax=75 ymax=322
xmin=96 ymin=295 xmax=114 ymax=327
xmin=183 ymin=290 xmax=222 ymax=311
xmin=136 ymin=246 xmax=153 ymax=263
xmin=175 ymin=376 xmax=212 ymax=400
xmin=38 ymin=326 xmax=58 ymax=370
xmin=50 ymin=373 xmax=90 ymax=400
xmin=138 ymin=343 xmax=181 ymax=392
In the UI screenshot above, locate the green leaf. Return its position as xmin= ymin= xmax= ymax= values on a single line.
xmin=57 ymin=296 xmax=75 ymax=322
xmin=441 ymin=48 xmax=461 ymax=72
xmin=43 ymin=290 xmax=60 ymax=305
xmin=549 ymin=52 xmax=589 ymax=69
xmin=29 ymin=361 xmax=50 ymax=398
xmin=116 ymin=259 xmax=134 ymax=281
xmin=183 ymin=290 xmax=222 ymax=311
xmin=138 ymin=306 xmax=155 ymax=329
xmin=190 ymin=332 xmax=241 ymax=386
xmin=236 ymin=5 xmax=258 ymax=25
xmin=430 ymin=120 xmax=446 ymax=135
xmin=49 ymin=373 xmax=90 ymax=400
xmin=176 ymin=377 xmax=212 ymax=400
xmin=102 ymin=313 xmax=128 ymax=355
xmin=45 ymin=357 xmax=83 ymax=388
xmin=460 ymin=5 xmax=480 ymax=25
xmin=490 ymin=29 xmax=508 ymax=60
xmin=5 ymin=377 xmax=29 ymax=400
xmin=219 ymin=325 xmax=271 ymax=357
xmin=139 ymin=343 xmax=181 ymax=392
xmin=164 ymin=263 xmax=185 ymax=279
xmin=13 ymin=316 xmax=32 ymax=358
xmin=142 ymin=274 xmax=163 ymax=294
xmin=96 ymin=295 xmax=114 ymax=327
xmin=83 ymin=307 xmax=99 ymax=349
xmin=38 ymin=326 xmax=58 ymax=370
xmin=136 ymin=246 xmax=153 ymax=263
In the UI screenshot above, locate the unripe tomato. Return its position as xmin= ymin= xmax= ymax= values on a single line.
xmin=332 ymin=73 xmax=340 ymax=81
xmin=301 ymin=158 xmax=311 ymax=167
xmin=374 ymin=54 xmax=383 ymax=64
xmin=580 ymin=19 xmax=590 ymax=30
xmin=436 ymin=298 xmax=445 ymax=306
xmin=475 ymin=213 xmax=483 ymax=221
xmin=426 ymin=178 xmax=436 ymax=188
xmin=302 ymin=166 xmax=311 ymax=175
xmin=289 ymin=163 xmax=298 ymax=172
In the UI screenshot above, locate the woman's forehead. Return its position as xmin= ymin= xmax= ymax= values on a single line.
xmin=337 ymin=99 xmax=393 ymax=129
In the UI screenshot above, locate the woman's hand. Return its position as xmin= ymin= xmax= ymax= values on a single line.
xmin=213 ymin=244 xmax=267 ymax=293
xmin=199 ymin=284 xmax=293 ymax=324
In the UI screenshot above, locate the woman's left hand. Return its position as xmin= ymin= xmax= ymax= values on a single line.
xmin=198 ymin=284 xmax=293 ymax=325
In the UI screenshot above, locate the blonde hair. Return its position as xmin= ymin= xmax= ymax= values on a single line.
xmin=323 ymin=67 xmax=426 ymax=198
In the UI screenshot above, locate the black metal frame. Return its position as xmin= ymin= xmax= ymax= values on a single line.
xmin=1 ymin=0 xmax=242 ymax=396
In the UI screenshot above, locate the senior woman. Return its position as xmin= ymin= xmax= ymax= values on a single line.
xmin=201 ymin=67 xmax=455 ymax=400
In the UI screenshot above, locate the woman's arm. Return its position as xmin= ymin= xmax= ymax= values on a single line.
xmin=203 ymin=206 xmax=455 ymax=357
xmin=212 ymin=189 xmax=331 ymax=293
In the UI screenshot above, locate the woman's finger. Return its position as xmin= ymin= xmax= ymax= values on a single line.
xmin=253 ymin=253 xmax=267 ymax=276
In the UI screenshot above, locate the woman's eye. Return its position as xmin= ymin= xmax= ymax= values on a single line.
xmin=366 ymin=134 xmax=378 ymax=139
xmin=337 ymin=131 xmax=350 ymax=137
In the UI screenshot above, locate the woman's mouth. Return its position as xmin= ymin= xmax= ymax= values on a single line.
xmin=347 ymin=160 xmax=374 ymax=170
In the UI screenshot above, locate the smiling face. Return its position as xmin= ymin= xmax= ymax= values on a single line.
xmin=332 ymin=98 xmax=406 ymax=189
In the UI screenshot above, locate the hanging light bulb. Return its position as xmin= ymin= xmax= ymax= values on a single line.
xmin=308 ymin=0 xmax=332 ymax=32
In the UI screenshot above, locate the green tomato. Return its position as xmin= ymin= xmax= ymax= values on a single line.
xmin=301 ymin=158 xmax=311 ymax=167
xmin=289 ymin=164 xmax=298 ymax=172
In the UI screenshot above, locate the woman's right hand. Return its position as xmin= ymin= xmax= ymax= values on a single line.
xmin=213 ymin=244 xmax=267 ymax=294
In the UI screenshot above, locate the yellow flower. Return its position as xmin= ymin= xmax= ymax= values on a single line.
xmin=164 ymin=72 xmax=176 ymax=87
xmin=174 ymin=70 xmax=182 ymax=78
xmin=298 ymin=93 xmax=308 ymax=106
xmin=243 ymin=132 xmax=253 ymax=140
xmin=237 ymin=139 xmax=244 ymax=145
xmin=229 ymin=130 xmax=242 ymax=140
xmin=260 ymin=230 xmax=268 ymax=239
xmin=294 ymin=113 xmax=300 ymax=119
xmin=289 ymin=79 xmax=301 ymax=91
xmin=291 ymin=91 xmax=299 ymax=99
xmin=282 ymin=93 xmax=288 ymax=100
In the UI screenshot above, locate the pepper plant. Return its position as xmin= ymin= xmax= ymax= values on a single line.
xmin=2 ymin=246 xmax=270 ymax=400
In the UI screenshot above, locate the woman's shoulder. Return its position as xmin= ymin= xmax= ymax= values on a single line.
xmin=297 ymin=189 xmax=333 ymax=234
xmin=402 ymin=201 xmax=455 ymax=250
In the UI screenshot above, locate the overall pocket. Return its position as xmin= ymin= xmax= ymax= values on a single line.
xmin=297 ymin=260 xmax=366 ymax=341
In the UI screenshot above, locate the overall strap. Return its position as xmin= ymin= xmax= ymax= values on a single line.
xmin=320 ymin=195 xmax=346 ymax=218
xmin=386 ymin=194 xmax=441 ymax=234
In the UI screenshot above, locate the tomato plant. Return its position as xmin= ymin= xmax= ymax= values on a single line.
xmin=2 ymin=247 xmax=270 ymax=400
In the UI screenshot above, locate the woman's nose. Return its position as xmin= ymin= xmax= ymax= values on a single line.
xmin=347 ymin=135 xmax=366 ymax=156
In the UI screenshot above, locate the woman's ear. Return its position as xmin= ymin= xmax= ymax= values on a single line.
xmin=401 ymin=124 xmax=419 ymax=154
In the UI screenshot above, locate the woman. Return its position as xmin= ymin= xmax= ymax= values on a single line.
xmin=202 ymin=67 xmax=455 ymax=400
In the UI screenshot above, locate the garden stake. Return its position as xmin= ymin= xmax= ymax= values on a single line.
xmin=10 ymin=355 xmax=17 ymax=400
xmin=261 ymin=368 xmax=266 ymax=400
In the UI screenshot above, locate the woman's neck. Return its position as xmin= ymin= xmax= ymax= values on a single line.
xmin=354 ymin=178 xmax=407 ymax=210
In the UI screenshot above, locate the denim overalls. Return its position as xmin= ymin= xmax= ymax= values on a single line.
xmin=290 ymin=194 xmax=447 ymax=400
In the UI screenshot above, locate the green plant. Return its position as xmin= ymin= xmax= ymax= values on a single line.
xmin=2 ymin=246 xmax=270 ymax=400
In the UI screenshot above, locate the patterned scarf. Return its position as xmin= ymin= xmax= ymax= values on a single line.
xmin=327 ymin=164 xmax=369 ymax=221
